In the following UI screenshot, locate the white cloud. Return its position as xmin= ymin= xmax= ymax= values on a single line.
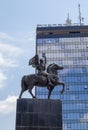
xmin=0 ymin=32 xmax=14 ymax=41
xmin=0 ymin=73 xmax=7 ymax=88
xmin=0 ymin=95 xmax=18 ymax=114
xmin=23 ymin=31 xmax=35 ymax=42
xmin=0 ymin=31 xmax=35 ymax=67
xmin=0 ymin=43 xmax=23 ymax=67
xmin=80 ymin=113 xmax=88 ymax=123
xmin=0 ymin=53 xmax=18 ymax=67
xmin=0 ymin=43 xmax=22 ymax=57
xmin=0 ymin=31 xmax=35 ymax=43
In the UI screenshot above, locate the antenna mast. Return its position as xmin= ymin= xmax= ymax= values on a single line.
xmin=78 ymin=4 xmax=81 ymax=25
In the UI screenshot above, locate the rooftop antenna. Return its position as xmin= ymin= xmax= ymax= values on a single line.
xmin=78 ymin=4 xmax=84 ymax=25
xmin=66 ymin=13 xmax=71 ymax=26
xmin=78 ymin=4 xmax=81 ymax=25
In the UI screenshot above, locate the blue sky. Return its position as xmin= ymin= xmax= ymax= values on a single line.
xmin=0 ymin=0 xmax=88 ymax=130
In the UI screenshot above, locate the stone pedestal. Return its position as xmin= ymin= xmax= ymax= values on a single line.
xmin=15 ymin=99 xmax=62 ymax=130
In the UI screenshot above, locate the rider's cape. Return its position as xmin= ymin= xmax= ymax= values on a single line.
xmin=29 ymin=54 xmax=39 ymax=68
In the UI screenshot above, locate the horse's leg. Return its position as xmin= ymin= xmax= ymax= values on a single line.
xmin=29 ymin=90 xmax=36 ymax=98
xmin=19 ymin=89 xmax=23 ymax=99
xmin=57 ymin=82 xmax=65 ymax=93
xmin=48 ymin=87 xmax=53 ymax=99
xmin=28 ymin=86 xmax=36 ymax=98
xmin=19 ymin=75 xmax=27 ymax=99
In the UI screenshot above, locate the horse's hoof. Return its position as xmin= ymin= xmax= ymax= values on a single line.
xmin=33 ymin=96 xmax=36 ymax=99
xmin=19 ymin=96 xmax=21 ymax=99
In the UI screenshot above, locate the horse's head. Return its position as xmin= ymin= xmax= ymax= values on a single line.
xmin=52 ymin=63 xmax=63 ymax=70
xmin=47 ymin=63 xmax=63 ymax=74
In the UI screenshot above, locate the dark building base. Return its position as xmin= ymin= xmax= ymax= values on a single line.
xmin=15 ymin=98 xmax=62 ymax=130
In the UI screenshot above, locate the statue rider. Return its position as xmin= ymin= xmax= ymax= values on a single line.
xmin=37 ymin=58 xmax=54 ymax=88
xmin=29 ymin=54 xmax=53 ymax=88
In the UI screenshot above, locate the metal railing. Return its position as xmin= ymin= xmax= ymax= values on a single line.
xmin=37 ymin=23 xmax=84 ymax=27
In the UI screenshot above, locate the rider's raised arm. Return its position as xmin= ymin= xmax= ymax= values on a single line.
xmin=42 ymin=53 xmax=46 ymax=67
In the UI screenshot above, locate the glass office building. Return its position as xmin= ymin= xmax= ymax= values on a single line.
xmin=35 ymin=25 xmax=88 ymax=130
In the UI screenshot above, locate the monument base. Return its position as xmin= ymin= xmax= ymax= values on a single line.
xmin=15 ymin=98 xmax=62 ymax=130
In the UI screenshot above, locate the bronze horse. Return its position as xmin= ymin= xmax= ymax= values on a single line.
xmin=19 ymin=63 xmax=65 ymax=99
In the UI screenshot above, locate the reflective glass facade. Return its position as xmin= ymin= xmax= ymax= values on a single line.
xmin=36 ymin=26 xmax=88 ymax=130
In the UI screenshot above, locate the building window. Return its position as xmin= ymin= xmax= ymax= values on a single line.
xmin=67 ymin=123 xmax=71 ymax=128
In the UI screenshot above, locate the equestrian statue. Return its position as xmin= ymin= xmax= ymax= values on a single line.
xmin=19 ymin=54 xmax=65 ymax=99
